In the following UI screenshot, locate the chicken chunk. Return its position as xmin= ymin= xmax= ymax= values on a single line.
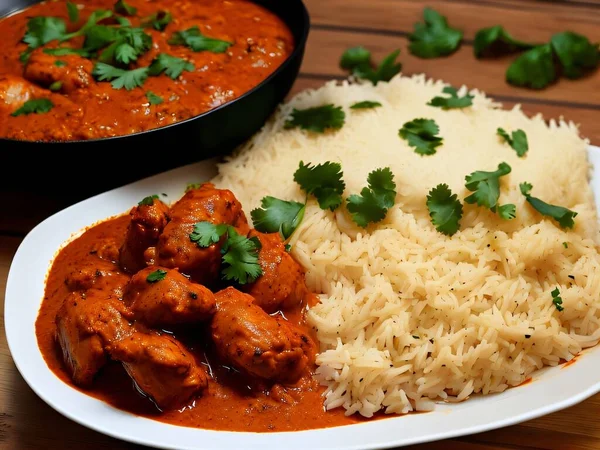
xmin=65 ymin=257 xmax=129 ymax=298
xmin=123 ymin=266 xmax=216 ymax=327
xmin=155 ymin=183 xmax=249 ymax=285
xmin=108 ymin=331 xmax=208 ymax=410
xmin=119 ymin=197 xmax=170 ymax=274
xmin=0 ymin=74 xmax=44 ymax=112
xmin=55 ymin=289 xmax=132 ymax=386
xmin=243 ymin=230 xmax=308 ymax=313
xmin=23 ymin=47 xmax=94 ymax=93
xmin=211 ymin=287 xmax=315 ymax=384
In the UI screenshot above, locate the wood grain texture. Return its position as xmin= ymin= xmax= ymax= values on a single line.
xmin=1 ymin=0 xmax=600 ymax=449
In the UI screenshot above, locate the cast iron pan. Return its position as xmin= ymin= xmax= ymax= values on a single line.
xmin=0 ymin=0 xmax=310 ymax=198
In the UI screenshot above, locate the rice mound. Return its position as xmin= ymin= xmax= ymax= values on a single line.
xmin=211 ymin=74 xmax=600 ymax=417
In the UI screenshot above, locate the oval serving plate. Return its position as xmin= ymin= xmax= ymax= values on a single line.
xmin=5 ymin=146 xmax=600 ymax=450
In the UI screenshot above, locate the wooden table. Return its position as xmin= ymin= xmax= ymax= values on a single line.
xmin=2 ymin=0 xmax=600 ymax=448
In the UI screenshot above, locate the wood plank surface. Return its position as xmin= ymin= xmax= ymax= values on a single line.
xmin=1 ymin=0 xmax=600 ymax=449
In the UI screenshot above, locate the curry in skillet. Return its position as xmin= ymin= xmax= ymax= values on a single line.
xmin=36 ymin=184 xmax=358 ymax=431
xmin=0 ymin=0 xmax=293 ymax=141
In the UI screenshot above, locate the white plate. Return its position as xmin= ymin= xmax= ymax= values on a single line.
xmin=5 ymin=147 xmax=600 ymax=450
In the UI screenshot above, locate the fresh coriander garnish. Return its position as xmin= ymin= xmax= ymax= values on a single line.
xmin=142 ymin=11 xmax=172 ymax=31
xmin=520 ymin=182 xmax=578 ymax=229
xmin=115 ymin=16 xmax=131 ymax=26
xmin=114 ymin=0 xmax=137 ymax=17
xmin=294 ymin=161 xmax=345 ymax=211
xmin=426 ymin=183 xmax=463 ymax=236
xmin=67 ymin=2 xmax=79 ymax=23
xmin=346 ymin=167 xmax=396 ymax=228
xmin=49 ymin=81 xmax=63 ymax=92
xmin=54 ymin=60 xmax=67 ymax=67
xmin=427 ymin=86 xmax=473 ymax=110
xmin=189 ymin=222 xmax=262 ymax=284
xmin=506 ymin=44 xmax=557 ymax=89
xmin=408 ymin=7 xmax=462 ymax=58
xmin=92 ymin=62 xmax=149 ymax=90
xmin=250 ymin=197 xmax=306 ymax=240
xmin=350 ymin=100 xmax=382 ymax=109
xmin=551 ymin=287 xmax=564 ymax=312
xmin=61 ymin=9 xmax=113 ymax=42
xmin=145 ymin=91 xmax=163 ymax=105
xmin=399 ymin=118 xmax=443 ymax=155
xmin=339 ymin=47 xmax=401 ymax=85
xmin=168 ymin=26 xmax=232 ymax=53
xmin=11 ymin=98 xmax=54 ymax=117
xmin=563 ymin=242 xmax=569 ymax=249
xmin=464 ymin=162 xmax=515 ymax=220
xmin=474 ymin=25 xmax=536 ymax=58
xmin=22 ymin=17 xmax=67 ymax=50
xmin=497 ymin=128 xmax=528 ymax=157
xmin=284 ymin=105 xmax=345 ymax=133
xmin=148 ymin=53 xmax=194 ymax=79
xmin=43 ymin=47 xmax=90 ymax=57
xmin=146 ymin=269 xmax=167 ymax=282
xmin=551 ymin=31 xmax=599 ymax=79
xmin=185 ymin=182 xmax=201 ymax=192
xmin=138 ymin=194 xmax=159 ymax=206
xmin=97 ymin=27 xmax=152 ymax=65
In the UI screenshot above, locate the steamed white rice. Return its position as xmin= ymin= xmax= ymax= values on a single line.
xmin=212 ymin=74 xmax=600 ymax=417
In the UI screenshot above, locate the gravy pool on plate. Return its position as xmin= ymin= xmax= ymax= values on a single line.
xmin=0 ymin=0 xmax=293 ymax=141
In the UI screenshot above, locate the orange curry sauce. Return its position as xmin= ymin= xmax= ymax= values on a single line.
xmin=0 ymin=0 xmax=293 ymax=141
xmin=36 ymin=215 xmax=358 ymax=432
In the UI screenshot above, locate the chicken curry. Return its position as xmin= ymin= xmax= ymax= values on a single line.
xmin=35 ymin=183 xmax=360 ymax=432
xmin=0 ymin=0 xmax=293 ymax=141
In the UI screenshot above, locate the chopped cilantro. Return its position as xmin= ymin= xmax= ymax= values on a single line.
xmin=185 ymin=182 xmax=201 ymax=192
xmin=97 ymin=27 xmax=152 ymax=65
xmin=497 ymin=128 xmax=528 ymax=157
xmin=339 ymin=47 xmax=401 ymax=85
xmin=551 ymin=31 xmax=599 ymax=79
xmin=148 ymin=53 xmax=194 ymax=79
xmin=294 ymin=161 xmax=345 ymax=211
xmin=22 ymin=17 xmax=67 ymax=49
xmin=284 ymin=105 xmax=345 ymax=133
xmin=114 ymin=0 xmax=137 ymax=17
xmin=465 ymin=162 xmax=514 ymax=219
xmin=168 ymin=26 xmax=232 ymax=53
xmin=474 ymin=25 xmax=536 ymax=58
xmin=350 ymin=100 xmax=382 ymax=109
xmin=67 ymin=2 xmax=79 ymax=23
xmin=61 ymin=9 xmax=113 ymax=42
xmin=426 ymin=184 xmax=463 ymax=236
xmin=145 ymin=91 xmax=163 ymax=105
xmin=551 ymin=287 xmax=564 ymax=312
xmin=520 ymin=182 xmax=578 ymax=229
xmin=142 ymin=11 xmax=172 ymax=31
xmin=49 ymin=81 xmax=63 ymax=92
xmin=43 ymin=47 xmax=90 ymax=57
xmin=408 ymin=8 xmax=462 ymax=58
xmin=138 ymin=194 xmax=158 ymax=206
xmin=399 ymin=118 xmax=443 ymax=155
xmin=115 ymin=16 xmax=131 ymax=26
xmin=54 ymin=60 xmax=67 ymax=67
xmin=146 ymin=269 xmax=167 ymax=283
xmin=11 ymin=98 xmax=54 ymax=117
xmin=563 ymin=242 xmax=569 ymax=249
xmin=92 ymin=62 xmax=149 ymax=90
xmin=189 ymin=222 xmax=229 ymax=247
xmin=250 ymin=196 xmax=305 ymax=240
xmin=506 ymin=44 xmax=557 ymax=89
xmin=346 ymin=167 xmax=396 ymax=227
xmin=427 ymin=86 xmax=473 ymax=110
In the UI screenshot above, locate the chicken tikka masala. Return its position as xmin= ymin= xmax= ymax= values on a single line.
xmin=36 ymin=183 xmax=359 ymax=431
xmin=0 ymin=0 xmax=293 ymax=141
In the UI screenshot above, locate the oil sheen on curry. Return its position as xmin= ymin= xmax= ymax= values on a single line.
xmin=0 ymin=0 xmax=293 ymax=141
xmin=36 ymin=183 xmax=358 ymax=432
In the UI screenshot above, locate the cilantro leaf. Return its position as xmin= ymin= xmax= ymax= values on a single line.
xmin=498 ymin=204 xmax=516 ymax=220
xmin=138 ymin=194 xmax=158 ymax=206
xmin=350 ymin=100 xmax=382 ymax=109
xmin=497 ymin=128 xmax=528 ymax=157
xmin=146 ymin=91 xmax=163 ymax=105
xmin=339 ymin=47 xmax=401 ymax=85
xmin=148 ymin=53 xmax=194 ymax=79
xmin=99 ymin=27 xmax=152 ymax=65
xmin=399 ymin=118 xmax=443 ymax=155
xmin=146 ymin=269 xmax=167 ymax=283
xmin=92 ymin=62 xmax=148 ymax=90
xmin=284 ymin=105 xmax=345 ymax=133
xmin=54 ymin=60 xmax=66 ymax=67
xmin=465 ymin=162 xmax=514 ymax=218
xmin=474 ymin=25 xmax=536 ymax=58
xmin=220 ymin=228 xmax=262 ymax=285
xmin=168 ymin=26 xmax=232 ymax=53
xmin=189 ymin=221 xmax=229 ymax=247
xmin=22 ymin=17 xmax=67 ymax=49
xmin=551 ymin=31 xmax=599 ymax=79
xmin=115 ymin=16 xmax=131 ymax=26
xmin=294 ymin=161 xmax=345 ymax=211
xmin=520 ymin=182 xmax=577 ymax=229
xmin=551 ymin=287 xmax=564 ymax=312
xmin=408 ymin=7 xmax=462 ymax=58
xmin=49 ymin=81 xmax=63 ymax=92
xmin=62 ymin=9 xmax=113 ymax=41
xmin=506 ymin=44 xmax=557 ymax=89
xmin=11 ymin=98 xmax=54 ymax=117
xmin=426 ymin=184 xmax=463 ymax=236
xmin=185 ymin=182 xmax=201 ymax=192
xmin=251 ymin=196 xmax=306 ymax=240
xmin=142 ymin=11 xmax=172 ymax=31
xmin=114 ymin=0 xmax=137 ymax=16
xmin=82 ymin=25 xmax=118 ymax=52
xmin=346 ymin=167 xmax=396 ymax=227
xmin=43 ymin=47 xmax=90 ymax=57
xmin=67 ymin=2 xmax=79 ymax=23
xmin=427 ymin=86 xmax=473 ymax=110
